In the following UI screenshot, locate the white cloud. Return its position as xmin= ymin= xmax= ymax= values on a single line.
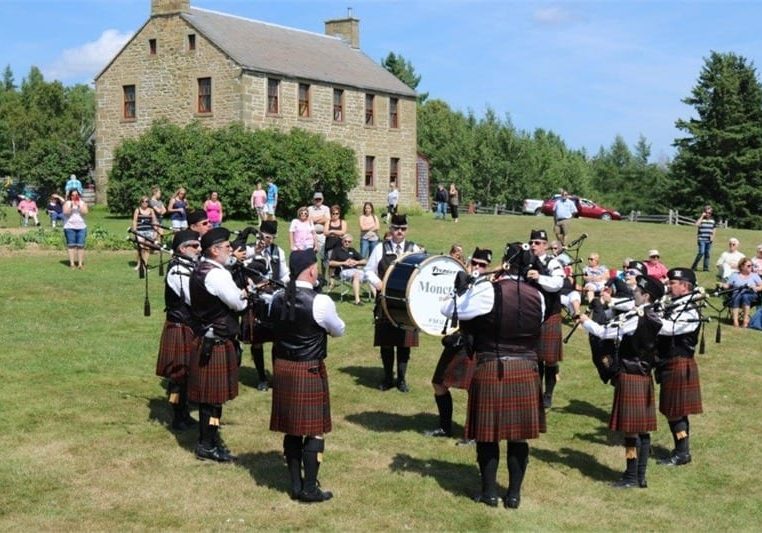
xmin=44 ymin=29 xmax=132 ymax=83
xmin=532 ymin=6 xmax=576 ymax=26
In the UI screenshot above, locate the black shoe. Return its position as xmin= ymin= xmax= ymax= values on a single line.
xmin=611 ymin=478 xmax=638 ymax=489
xmin=702 ymin=268 xmax=710 ymax=272
xmin=424 ymin=428 xmax=451 ymax=438
xmin=456 ymin=438 xmax=476 ymax=446
xmin=256 ymin=381 xmax=269 ymax=392
xmin=396 ymin=380 xmax=409 ymax=393
xmin=659 ymin=452 xmax=691 ymax=466
xmin=195 ymin=444 xmax=234 ymax=463
xmin=378 ymin=380 xmax=395 ymax=391
xmin=543 ymin=394 xmax=552 ymax=409
xmin=298 ymin=487 xmax=333 ymax=503
xmin=638 ymin=478 xmax=648 ymax=488
xmin=473 ymin=494 xmax=499 ymax=507
xmin=213 ymin=436 xmax=237 ymax=461
xmin=504 ymin=496 xmax=521 ymax=509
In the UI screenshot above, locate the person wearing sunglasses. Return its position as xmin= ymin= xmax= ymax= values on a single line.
xmin=328 ymin=234 xmax=368 ymax=305
xmin=364 ymin=213 xmax=422 ymax=392
xmin=156 ymin=229 xmax=201 ymax=432
xmin=526 ymin=229 xmax=565 ymax=409
xmin=426 ymin=247 xmax=492 ymax=441
xmin=644 ymin=249 xmax=669 ymax=283
xmin=187 ymin=209 xmax=212 ymax=237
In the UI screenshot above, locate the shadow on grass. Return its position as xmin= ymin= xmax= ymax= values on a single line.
xmin=531 ymin=446 xmax=620 ymax=482
xmin=558 ymin=399 xmax=610 ymax=423
xmin=337 ymin=365 xmax=385 ymax=390
xmin=345 ymin=410 xmax=464 ymax=437
xmin=389 ymin=453 xmax=479 ymax=500
xmin=572 ymin=426 xmax=621 ymax=447
xmin=237 ymin=450 xmax=290 ymax=496
xmin=146 ymin=397 xmax=197 ymax=452
xmin=239 ymin=365 xmax=266 ymax=390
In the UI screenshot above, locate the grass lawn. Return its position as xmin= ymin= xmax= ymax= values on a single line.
xmin=1 ymin=210 xmax=762 ymax=530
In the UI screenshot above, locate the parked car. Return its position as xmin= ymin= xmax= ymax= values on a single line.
xmin=541 ymin=195 xmax=622 ymax=220
xmin=522 ymin=198 xmax=545 ymax=215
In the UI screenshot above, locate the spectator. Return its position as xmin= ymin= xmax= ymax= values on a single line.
xmin=329 ymin=233 xmax=369 ymax=305
xmin=434 ymin=184 xmax=448 ymax=220
xmin=203 ymin=191 xmax=223 ymax=228
xmin=47 ymin=193 xmax=65 ymax=228
xmin=148 ymin=186 xmax=167 ymax=226
xmin=386 ymin=182 xmax=399 ymax=224
xmin=722 ymin=257 xmax=762 ymax=328
xmin=358 ymin=201 xmax=380 ymax=259
xmin=751 ymin=244 xmax=762 ymax=274
xmin=448 ymin=183 xmax=460 ymax=223
xmin=583 ymin=252 xmax=608 ymax=303
xmin=167 ymin=187 xmax=189 ymax=232
xmin=716 ymin=238 xmax=745 ymax=281
xmin=323 ymin=205 xmax=347 ymax=256
xmin=553 ymin=191 xmax=578 ymax=246
xmin=132 ymin=195 xmax=159 ymax=272
xmin=645 ymin=249 xmax=668 ymax=282
xmin=63 ymin=189 xmax=88 ymax=269
xmin=691 ymin=205 xmax=716 ymax=272
xmin=65 ymin=174 xmax=83 ymax=195
xmin=250 ymin=182 xmax=266 ymax=223
xmin=308 ymin=192 xmax=331 ymax=267
xmin=289 ymin=206 xmax=317 ymax=251
xmin=449 ymin=243 xmax=465 ymax=267
xmin=17 ymin=195 xmax=40 ymax=227
xmin=264 ymin=177 xmax=278 ymax=221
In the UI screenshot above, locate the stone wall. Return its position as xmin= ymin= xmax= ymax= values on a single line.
xmin=95 ymin=12 xmax=418 ymax=209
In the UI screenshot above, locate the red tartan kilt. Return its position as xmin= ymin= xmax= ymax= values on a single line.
xmin=187 ymin=338 xmax=239 ymax=405
xmin=373 ymin=318 xmax=419 ymax=348
xmin=537 ymin=313 xmax=563 ymax=365
xmin=155 ymin=322 xmax=196 ymax=382
xmin=465 ymin=358 xmax=546 ymax=442
xmin=270 ymin=359 xmax=331 ymax=436
xmin=432 ymin=346 xmax=475 ymax=390
xmin=659 ymin=357 xmax=703 ymax=418
xmin=240 ymin=307 xmax=274 ymax=345
xmin=609 ymin=373 xmax=657 ymax=433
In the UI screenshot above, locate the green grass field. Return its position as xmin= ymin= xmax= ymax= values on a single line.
xmin=1 ymin=211 xmax=761 ymax=530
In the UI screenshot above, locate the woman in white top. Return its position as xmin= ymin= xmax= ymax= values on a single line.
xmin=63 ymin=189 xmax=89 ymax=269
xmin=716 ymin=238 xmax=745 ymax=281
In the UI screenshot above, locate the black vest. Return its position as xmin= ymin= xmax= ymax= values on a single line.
xmin=378 ymin=240 xmax=416 ymax=279
xmin=189 ymin=260 xmax=241 ymax=339
xmin=536 ymin=255 xmax=562 ymax=317
xmin=270 ymin=288 xmax=327 ymax=362
xmin=164 ymin=259 xmax=192 ymax=325
xmin=656 ymin=308 xmax=698 ymax=358
xmin=267 ymin=244 xmax=282 ymax=281
xmin=618 ymin=310 xmax=662 ymax=374
xmin=469 ymin=278 xmax=544 ymax=360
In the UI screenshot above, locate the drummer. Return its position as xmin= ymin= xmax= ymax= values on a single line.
xmin=426 ymin=247 xmax=492 ymax=440
xmin=365 ymin=213 xmax=423 ymax=392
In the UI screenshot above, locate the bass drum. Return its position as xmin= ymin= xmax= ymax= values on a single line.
xmin=381 ymin=253 xmax=466 ymax=336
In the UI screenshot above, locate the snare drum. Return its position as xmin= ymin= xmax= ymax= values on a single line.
xmin=381 ymin=253 xmax=466 ymax=336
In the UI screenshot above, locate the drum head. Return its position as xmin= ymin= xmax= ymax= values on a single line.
xmin=406 ymin=255 xmax=465 ymax=336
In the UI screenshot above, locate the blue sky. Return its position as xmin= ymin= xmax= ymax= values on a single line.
xmin=3 ymin=0 xmax=762 ymax=162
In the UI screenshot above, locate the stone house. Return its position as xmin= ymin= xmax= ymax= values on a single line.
xmin=94 ymin=0 xmax=419 ymax=208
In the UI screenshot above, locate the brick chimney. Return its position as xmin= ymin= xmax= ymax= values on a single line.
xmin=325 ymin=8 xmax=360 ymax=49
xmin=151 ymin=0 xmax=190 ymax=16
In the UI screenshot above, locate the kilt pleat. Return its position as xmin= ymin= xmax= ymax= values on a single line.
xmin=155 ymin=321 xmax=195 ymax=382
xmin=609 ymin=373 xmax=657 ymax=433
xmin=659 ymin=357 xmax=703 ymax=418
xmin=187 ymin=339 xmax=239 ymax=404
xmin=270 ymin=359 xmax=331 ymax=436
xmin=537 ymin=313 xmax=563 ymax=365
xmin=432 ymin=346 xmax=475 ymax=390
xmin=373 ymin=318 xmax=419 ymax=348
xmin=465 ymin=359 xmax=545 ymax=442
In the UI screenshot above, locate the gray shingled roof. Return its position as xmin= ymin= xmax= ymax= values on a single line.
xmin=181 ymin=8 xmax=417 ymax=97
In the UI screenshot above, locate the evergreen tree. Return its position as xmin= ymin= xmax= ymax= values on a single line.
xmin=672 ymin=51 xmax=762 ymax=228
xmin=381 ymin=52 xmax=428 ymax=103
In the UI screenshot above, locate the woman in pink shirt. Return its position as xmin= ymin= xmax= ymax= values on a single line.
xmin=289 ymin=206 xmax=317 ymax=251
xmin=250 ymin=182 xmax=266 ymax=223
xmin=203 ymin=191 xmax=223 ymax=228
xmin=17 ymin=195 xmax=40 ymax=226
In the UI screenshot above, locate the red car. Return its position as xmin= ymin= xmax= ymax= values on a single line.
xmin=541 ymin=195 xmax=622 ymax=220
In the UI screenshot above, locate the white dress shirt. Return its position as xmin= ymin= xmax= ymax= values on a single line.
xmin=440 ymin=275 xmax=546 ymax=322
xmin=295 ymin=280 xmax=345 ymax=337
xmin=201 ymin=258 xmax=248 ymax=312
xmin=166 ymin=262 xmax=193 ymax=305
xmin=364 ymin=239 xmax=421 ymax=287
xmin=535 ymin=253 xmax=565 ymax=292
